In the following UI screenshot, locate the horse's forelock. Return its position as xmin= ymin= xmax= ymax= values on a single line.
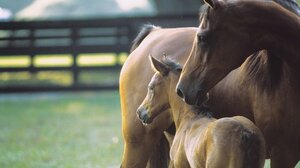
xmin=198 ymin=4 xmax=210 ymax=23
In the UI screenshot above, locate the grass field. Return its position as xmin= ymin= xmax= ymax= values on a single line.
xmin=0 ymin=91 xmax=123 ymax=168
xmin=1 ymin=91 xmax=299 ymax=168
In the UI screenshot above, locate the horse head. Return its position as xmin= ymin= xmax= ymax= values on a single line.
xmin=176 ymin=0 xmax=264 ymax=106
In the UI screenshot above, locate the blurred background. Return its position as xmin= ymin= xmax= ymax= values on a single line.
xmin=0 ymin=0 xmax=299 ymax=168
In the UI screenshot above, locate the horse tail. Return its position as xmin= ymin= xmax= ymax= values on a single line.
xmin=130 ymin=24 xmax=160 ymax=53
xmin=147 ymin=134 xmax=170 ymax=168
xmin=240 ymin=129 xmax=265 ymax=168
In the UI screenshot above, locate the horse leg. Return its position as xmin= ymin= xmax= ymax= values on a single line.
xmin=121 ymin=111 xmax=172 ymax=168
xmin=270 ymin=145 xmax=299 ymax=168
xmin=121 ymin=130 xmax=169 ymax=168
xmin=121 ymin=141 xmax=150 ymax=167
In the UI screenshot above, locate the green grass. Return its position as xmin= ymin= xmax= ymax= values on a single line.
xmin=0 ymin=70 xmax=120 ymax=87
xmin=0 ymin=91 xmax=299 ymax=168
xmin=0 ymin=91 xmax=123 ymax=168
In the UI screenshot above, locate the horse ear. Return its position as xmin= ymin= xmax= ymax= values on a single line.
xmin=149 ymin=55 xmax=169 ymax=76
xmin=204 ymin=0 xmax=222 ymax=9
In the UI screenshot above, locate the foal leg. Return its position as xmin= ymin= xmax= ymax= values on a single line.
xmin=270 ymin=145 xmax=299 ymax=168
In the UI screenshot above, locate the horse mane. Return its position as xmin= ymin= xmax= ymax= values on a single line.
xmin=273 ymin=0 xmax=300 ymax=15
xmin=198 ymin=0 xmax=300 ymax=19
xmin=191 ymin=105 xmax=214 ymax=118
xmin=130 ymin=24 xmax=160 ymax=53
xmin=242 ymin=50 xmax=283 ymax=92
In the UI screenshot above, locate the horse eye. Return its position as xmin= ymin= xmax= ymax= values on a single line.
xmin=148 ymin=85 xmax=154 ymax=91
xmin=176 ymin=68 xmax=182 ymax=73
xmin=198 ymin=35 xmax=207 ymax=44
xmin=198 ymin=35 xmax=207 ymax=43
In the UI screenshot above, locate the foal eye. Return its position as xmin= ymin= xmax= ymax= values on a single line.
xmin=148 ymin=85 xmax=154 ymax=91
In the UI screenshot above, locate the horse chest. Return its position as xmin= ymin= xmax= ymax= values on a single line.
xmin=250 ymin=87 xmax=300 ymax=146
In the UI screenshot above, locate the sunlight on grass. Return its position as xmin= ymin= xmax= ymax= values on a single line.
xmin=34 ymin=55 xmax=73 ymax=67
xmin=118 ymin=53 xmax=128 ymax=64
xmin=0 ymin=72 xmax=32 ymax=81
xmin=0 ymin=53 xmax=127 ymax=68
xmin=0 ymin=71 xmax=73 ymax=87
xmin=0 ymin=56 xmax=30 ymax=67
xmin=78 ymin=53 xmax=116 ymax=66
xmin=0 ymin=53 xmax=123 ymax=87
xmin=35 ymin=71 xmax=73 ymax=86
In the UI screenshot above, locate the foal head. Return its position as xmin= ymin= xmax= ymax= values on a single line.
xmin=136 ymin=55 xmax=182 ymax=124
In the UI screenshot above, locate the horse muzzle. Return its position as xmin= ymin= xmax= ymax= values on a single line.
xmin=136 ymin=107 xmax=152 ymax=125
xmin=176 ymin=83 xmax=207 ymax=106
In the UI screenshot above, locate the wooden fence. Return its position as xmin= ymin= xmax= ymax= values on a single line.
xmin=0 ymin=14 xmax=198 ymax=92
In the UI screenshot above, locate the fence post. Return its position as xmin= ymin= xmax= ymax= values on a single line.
xmin=29 ymin=28 xmax=36 ymax=76
xmin=71 ymin=27 xmax=79 ymax=87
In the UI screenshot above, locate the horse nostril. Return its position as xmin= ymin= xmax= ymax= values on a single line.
xmin=176 ymin=87 xmax=184 ymax=99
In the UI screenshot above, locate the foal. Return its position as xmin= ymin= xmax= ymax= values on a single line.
xmin=137 ymin=56 xmax=266 ymax=168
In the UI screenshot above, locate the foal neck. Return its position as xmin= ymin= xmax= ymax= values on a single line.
xmin=169 ymin=89 xmax=213 ymax=129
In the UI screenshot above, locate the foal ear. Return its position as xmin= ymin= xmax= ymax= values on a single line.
xmin=149 ymin=55 xmax=169 ymax=76
xmin=204 ymin=0 xmax=223 ymax=9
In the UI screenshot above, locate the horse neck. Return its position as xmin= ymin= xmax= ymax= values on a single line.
xmin=237 ymin=1 xmax=300 ymax=68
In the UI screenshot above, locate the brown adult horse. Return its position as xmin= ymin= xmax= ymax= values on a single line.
xmin=119 ymin=26 xmax=197 ymax=168
xmin=137 ymin=56 xmax=266 ymax=168
xmin=176 ymin=0 xmax=300 ymax=167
